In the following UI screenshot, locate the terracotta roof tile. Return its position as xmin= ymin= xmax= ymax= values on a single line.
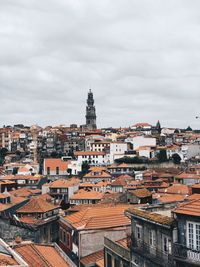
xmin=127 ymin=208 xmax=174 ymax=226
xmin=175 ymin=172 xmax=200 ymax=180
xmin=186 ymin=194 xmax=200 ymax=201
xmin=15 ymin=243 xmax=70 ymax=267
xmin=44 ymin=158 xmax=69 ymax=172
xmin=84 ymin=171 xmax=111 ymax=178
xmin=96 ymin=258 xmax=104 ymax=267
xmin=49 ymin=178 xmax=80 ymax=188
xmin=116 ymin=237 xmax=130 ymax=249
xmin=0 ymin=254 xmax=18 ymax=266
xmin=131 ymin=188 xmax=152 ymax=198
xmin=174 ymin=199 xmax=200 ymax=217
xmin=158 ymin=194 xmax=185 ymax=203
xmin=70 ymin=189 xmax=104 ymax=200
xmin=17 ymin=197 xmax=59 ymax=213
xmin=75 ymin=151 xmax=105 ymax=156
xmin=159 ymin=184 xmax=190 ymax=195
xmin=64 ymin=204 xmax=131 ymax=230
xmin=80 ymin=250 xmax=103 ymax=266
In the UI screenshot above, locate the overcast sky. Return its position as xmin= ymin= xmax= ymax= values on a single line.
xmin=1 ymin=0 xmax=200 ymax=129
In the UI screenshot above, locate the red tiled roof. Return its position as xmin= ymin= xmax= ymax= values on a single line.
xmin=10 ymin=188 xmax=41 ymax=198
xmin=174 ymin=199 xmax=200 ymax=217
xmin=0 ymin=254 xmax=18 ymax=266
xmin=17 ymin=197 xmax=59 ymax=213
xmin=84 ymin=171 xmax=111 ymax=178
xmin=116 ymin=237 xmax=130 ymax=249
xmin=159 ymin=184 xmax=190 ymax=195
xmin=158 ymin=194 xmax=185 ymax=204
xmin=175 ymin=172 xmax=200 ymax=180
xmin=15 ymin=243 xmax=70 ymax=267
xmin=131 ymin=188 xmax=152 ymax=198
xmin=44 ymin=158 xmax=69 ymax=172
xmin=80 ymin=250 xmax=103 ymax=266
xmin=49 ymin=178 xmax=80 ymax=188
xmin=64 ymin=204 xmax=131 ymax=230
xmin=74 ymin=151 xmax=105 ymax=156
xmin=127 ymin=208 xmax=174 ymax=226
xmin=70 ymin=189 xmax=104 ymax=200
xmin=132 ymin=122 xmax=152 ymax=127
xmin=186 ymin=194 xmax=200 ymax=201
xmin=191 ymin=183 xmax=200 ymax=189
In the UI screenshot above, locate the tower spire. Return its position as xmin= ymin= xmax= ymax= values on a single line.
xmin=86 ymin=89 xmax=97 ymax=130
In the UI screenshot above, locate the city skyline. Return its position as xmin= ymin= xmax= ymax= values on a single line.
xmin=1 ymin=0 xmax=200 ymax=128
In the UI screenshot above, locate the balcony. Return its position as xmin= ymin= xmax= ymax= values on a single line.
xmin=173 ymin=243 xmax=200 ymax=265
xmin=104 ymin=237 xmax=130 ymax=262
xmin=132 ymin=239 xmax=173 ymax=266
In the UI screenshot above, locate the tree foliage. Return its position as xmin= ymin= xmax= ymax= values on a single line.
xmin=172 ymin=153 xmax=181 ymax=164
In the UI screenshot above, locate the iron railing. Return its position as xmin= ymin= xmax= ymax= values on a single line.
xmin=173 ymin=243 xmax=200 ymax=263
xmin=132 ymin=239 xmax=174 ymax=266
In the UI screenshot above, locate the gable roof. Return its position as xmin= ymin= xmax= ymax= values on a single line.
xmin=15 ymin=243 xmax=70 ymax=267
xmin=17 ymin=197 xmax=59 ymax=213
xmin=49 ymin=178 xmax=80 ymax=188
xmin=159 ymin=184 xmax=190 ymax=195
xmin=70 ymin=189 xmax=104 ymax=200
xmin=63 ymin=204 xmax=131 ymax=230
xmin=127 ymin=208 xmax=174 ymax=226
xmin=174 ymin=199 xmax=200 ymax=217
xmin=80 ymin=250 xmax=103 ymax=266
xmin=131 ymin=188 xmax=152 ymax=198
xmin=84 ymin=171 xmax=111 ymax=179
xmin=44 ymin=158 xmax=68 ymax=171
xmin=74 ymin=151 xmax=105 ymax=156
xmin=175 ymin=172 xmax=200 ymax=180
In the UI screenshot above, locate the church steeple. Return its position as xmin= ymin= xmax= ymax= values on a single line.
xmin=86 ymin=89 xmax=97 ymax=130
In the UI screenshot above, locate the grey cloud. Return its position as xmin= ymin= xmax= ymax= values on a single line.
xmin=0 ymin=0 xmax=200 ymax=128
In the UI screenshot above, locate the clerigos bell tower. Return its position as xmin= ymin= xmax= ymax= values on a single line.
xmin=85 ymin=89 xmax=97 ymax=130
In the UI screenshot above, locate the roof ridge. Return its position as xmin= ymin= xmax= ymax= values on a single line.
xmin=31 ymin=244 xmax=53 ymax=267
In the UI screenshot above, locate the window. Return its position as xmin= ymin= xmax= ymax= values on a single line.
xmin=59 ymin=229 xmax=63 ymax=240
xmin=187 ymin=221 xmax=200 ymax=250
xmin=106 ymin=253 xmax=112 ymax=267
xmin=162 ymin=235 xmax=171 ymax=254
xmin=56 ymin=167 xmax=59 ymax=175
xmin=114 ymin=258 xmax=120 ymax=267
xmin=63 ymin=232 xmax=66 ymax=243
xmin=149 ymin=230 xmax=156 ymax=247
xmin=47 ymin=167 xmax=50 ymax=175
xmin=136 ymin=225 xmax=142 ymax=240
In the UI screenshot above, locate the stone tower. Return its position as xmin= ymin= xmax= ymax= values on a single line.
xmin=86 ymin=89 xmax=97 ymax=130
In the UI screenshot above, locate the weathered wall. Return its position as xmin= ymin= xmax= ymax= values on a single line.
xmin=80 ymin=226 xmax=130 ymax=258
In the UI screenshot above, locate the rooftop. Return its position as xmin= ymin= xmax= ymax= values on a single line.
xmin=49 ymin=178 xmax=80 ymax=188
xmin=44 ymin=158 xmax=69 ymax=171
xmin=74 ymin=151 xmax=105 ymax=156
xmin=63 ymin=204 xmax=131 ymax=230
xmin=17 ymin=197 xmax=59 ymax=213
xmin=70 ymin=189 xmax=104 ymax=200
xmin=15 ymin=243 xmax=70 ymax=267
xmin=80 ymin=250 xmax=103 ymax=266
xmin=126 ymin=208 xmax=174 ymax=226
xmin=130 ymin=188 xmax=152 ymax=198
xmin=174 ymin=199 xmax=200 ymax=217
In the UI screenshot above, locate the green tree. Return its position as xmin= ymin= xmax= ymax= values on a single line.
xmin=0 ymin=148 xmax=8 ymax=166
xmin=80 ymin=161 xmax=90 ymax=177
xmin=157 ymin=150 xmax=168 ymax=162
xmin=12 ymin=167 xmax=19 ymax=175
xmin=172 ymin=153 xmax=181 ymax=164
